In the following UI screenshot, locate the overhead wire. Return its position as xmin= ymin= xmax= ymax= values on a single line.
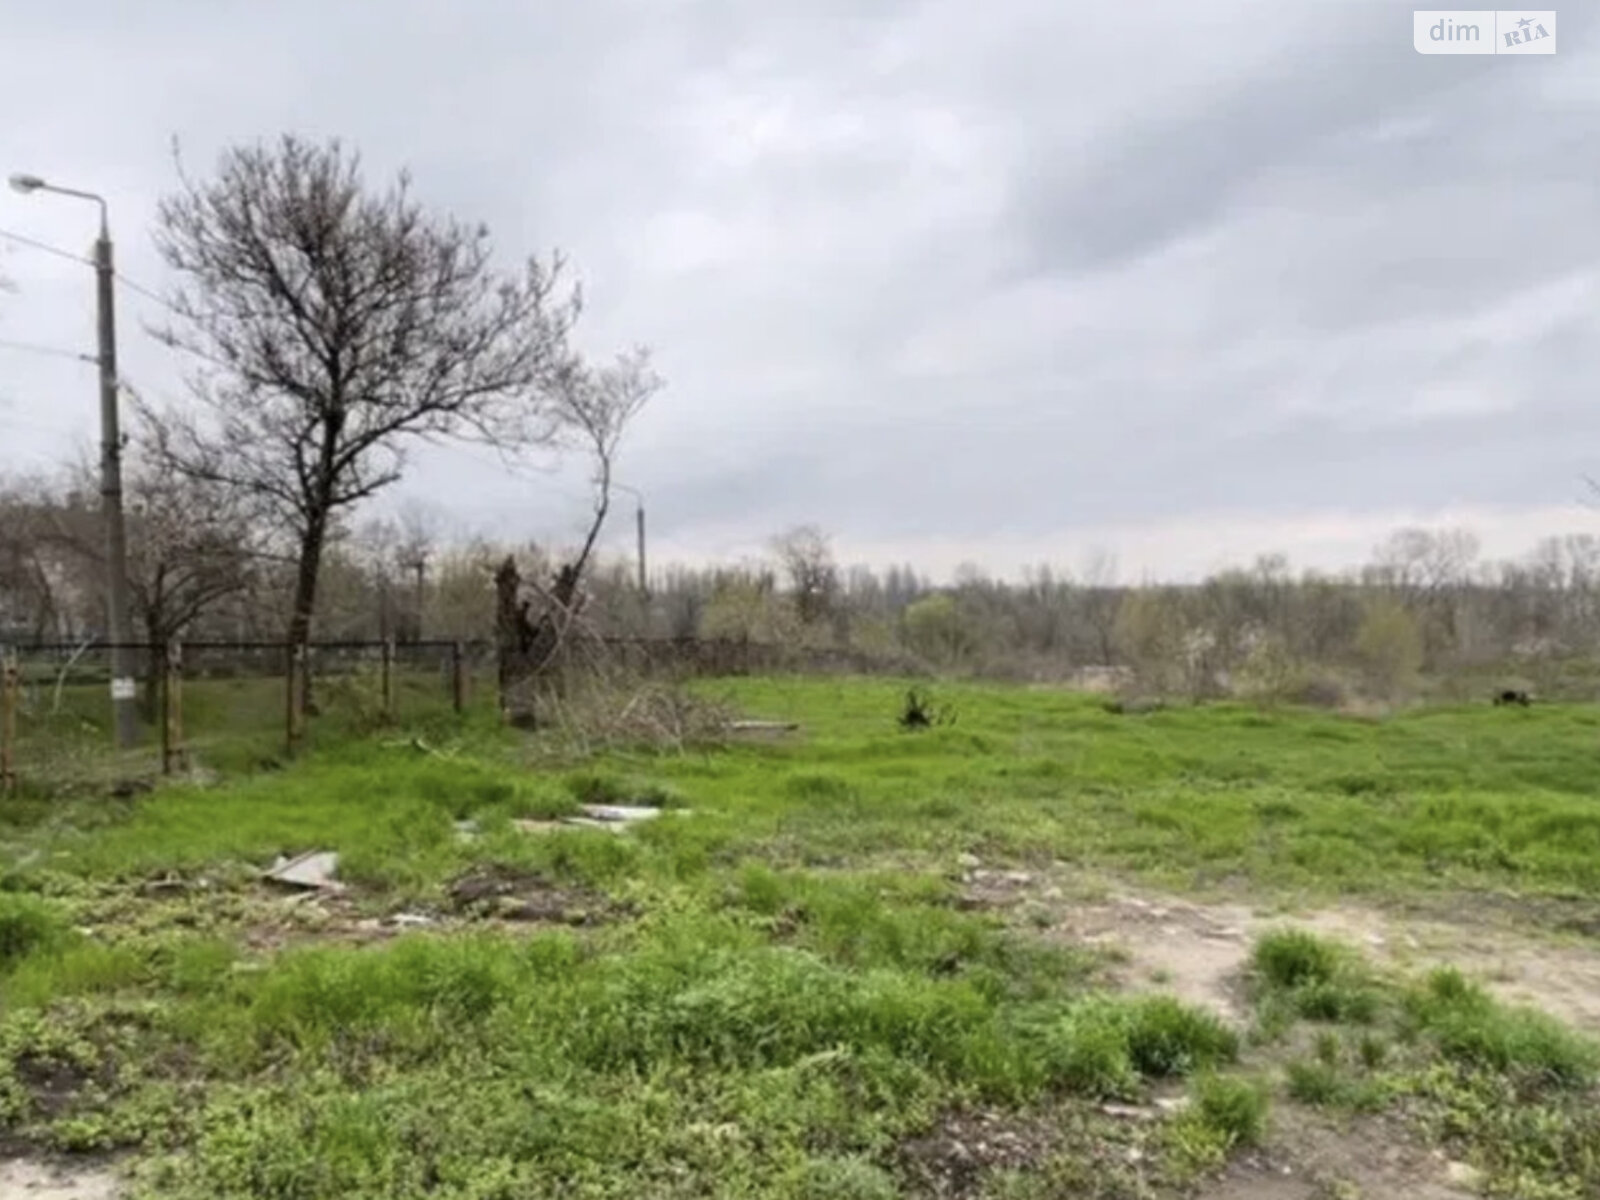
xmin=113 ymin=271 xmax=177 ymax=312
xmin=0 ymin=226 xmax=90 ymax=266
xmin=2 ymin=233 xmax=623 ymax=531
xmin=0 ymin=225 xmax=177 ymax=314
xmin=0 ymin=335 xmax=95 ymax=364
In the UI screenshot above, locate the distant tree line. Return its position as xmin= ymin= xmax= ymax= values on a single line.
xmin=6 ymin=483 xmax=1600 ymax=704
xmin=2 ymin=134 xmax=1595 ymax=708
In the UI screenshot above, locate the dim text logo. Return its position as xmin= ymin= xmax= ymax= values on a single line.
xmin=1413 ymin=10 xmax=1556 ymax=53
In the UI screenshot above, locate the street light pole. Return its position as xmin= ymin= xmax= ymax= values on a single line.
xmin=635 ymin=503 xmax=647 ymax=598
xmin=613 ymin=483 xmax=647 ymax=598
xmin=9 ymin=173 xmax=138 ymax=748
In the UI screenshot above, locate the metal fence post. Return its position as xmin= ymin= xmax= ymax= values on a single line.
xmin=1 ymin=652 xmax=18 ymax=795
xmin=381 ymin=637 xmax=395 ymax=719
xmin=160 ymin=642 xmax=171 ymax=775
xmin=451 ymin=641 xmax=466 ymax=714
xmin=285 ymin=643 xmax=306 ymax=758
xmin=161 ymin=642 xmax=186 ymax=775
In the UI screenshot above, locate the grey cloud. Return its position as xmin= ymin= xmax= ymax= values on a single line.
xmin=1009 ymin=43 xmax=1504 ymax=277
xmin=4 ymin=0 xmax=1600 ymax=580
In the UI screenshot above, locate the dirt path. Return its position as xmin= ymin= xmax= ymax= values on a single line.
xmin=0 ymin=1160 xmax=120 ymax=1200
xmin=963 ymin=864 xmax=1600 ymax=1035
xmin=960 ymin=863 xmax=1600 ymax=1200
xmin=1195 ymin=1110 xmax=1480 ymax=1200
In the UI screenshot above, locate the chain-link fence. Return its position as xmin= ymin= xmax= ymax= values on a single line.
xmin=0 ymin=634 xmax=917 ymax=796
xmin=0 ymin=639 xmax=492 ymax=795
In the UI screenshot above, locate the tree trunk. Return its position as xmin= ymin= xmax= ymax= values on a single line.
xmin=141 ymin=569 xmax=167 ymax=722
xmin=142 ymin=612 xmax=164 ymax=723
xmin=288 ymin=511 xmax=330 ymax=713
xmin=494 ymin=557 xmax=539 ymax=727
xmin=493 ymin=556 xmax=580 ymax=728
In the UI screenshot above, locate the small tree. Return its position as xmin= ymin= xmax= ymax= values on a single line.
xmin=429 ymin=541 xmax=500 ymax=640
xmin=1113 ymin=588 xmax=1185 ymax=697
xmin=146 ymin=135 xmax=579 ymax=687
xmin=700 ymin=575 xmax=799 ymax=644
xmin=770 ymin=525 xmax=839 ymax=629
xmin=0 ymin=476 xmax=84 ymax=642
xmin=121 ymin=456 xmax=256 ymax=701
xmin=495 ymin=350 xmax=660 ymax=725
xmin=1354 ymin=596 xmax=1423 ymax=701
xmin=1080 ymin=548 xmax=1122 ymax=665
xmin=1234 ymin=629 xmax=1300 ymax=707
xmin=31 ymin=452 xmax=256 ymax=704
xmin=902 ymin=593 xmax=977 ymax=668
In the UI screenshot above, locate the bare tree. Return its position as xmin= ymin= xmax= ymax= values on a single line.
xmin=1364 ymin=527 xmax=1479 ymax=667
xmin=35 ymin=447 xmax=256 ymax=704
xmin=0 ymin=476 xmax=84 ymax=642
xmin=548 ymin=349 xmax=660 ymax=602
xmin=495 ymin=349 xmax=661 ymax=723
xmin=1080 ymin=547 xmax=1121 ymax=665
xmin=143 ymin=135 xmax=580 ymax=680
xmin=354 ymin=501 xmax=443 ymax=642
xmin=395 ymin=500 xmax=444 ymax=642
xmin=770 ymin=524 xmax=839 ymax=628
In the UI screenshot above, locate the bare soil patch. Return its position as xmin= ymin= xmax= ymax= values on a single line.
xmin=10 ymin=1057 xmax=96 ymax=1124
xmin=74 ymin=864 xmax=630 ymax=958
xmin=1194 ymin=1108 xmax=1476 ymax=1200
xmin=894 ymin=1108 xmax=1062 ymax=1198
xmin=957 ymin=862 xmax=1600 ymax=1196
xmin=961 ymin=862 xmax=1600 ymax=1036
xmin=446 ymin=865 xmax=620 ymax=926
xmin=0 ymin=1159 xmax=121 ymax=1200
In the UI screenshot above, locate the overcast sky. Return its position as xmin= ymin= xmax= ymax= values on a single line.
xmin=2 ymin=1 xmax=1596 ymax=583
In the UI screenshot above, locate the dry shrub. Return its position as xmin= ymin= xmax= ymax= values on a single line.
xmin=1287 ymin=673 xmax=1348 ymax=709
xmin=1233 ymin=633 xmax=1299 ymax=706
xmin=535 ymin=666 xmax=736 ymax=754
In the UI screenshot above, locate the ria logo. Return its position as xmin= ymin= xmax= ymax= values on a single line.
xmin=1413 ymin=10 xmax=1556 ymax=53
xmin=1501 ymin=13 xmax=1553 ymax=46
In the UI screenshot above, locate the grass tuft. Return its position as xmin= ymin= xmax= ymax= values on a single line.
xmin=1168 ymin=1073 xmax=1270 ymax=1174
xmin=1124 ymin=995 xmax=1240 ymax=1078
xmin=1191 ymin=1073 xmax=1269 ymax=1147
xmin=1404 ymin=968 xmax=1598 ymax=1088
xmin=1250 ymin=929 xmax=1381 ymax=1025
xmin=0 ymin=894 xmax=69 ymax=968
xmin=1253 ymin=929 xmax=1341 ymax=990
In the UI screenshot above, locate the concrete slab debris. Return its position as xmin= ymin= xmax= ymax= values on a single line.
xmin=581 ymin=804 xmax=663 ymax=824
xmin=562 ymin=817 xmax=628 ymax=833
xmin=264 ymin=850 xmax=344 ymax=892
xmin=510 ymin=803 xmax=687 ymax=837
xmin=511 ymin=819 xmax=566 ymax=835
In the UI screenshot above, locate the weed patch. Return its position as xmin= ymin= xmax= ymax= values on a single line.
xmin=446 ymin=864 xmax=621 ymax=926
xmin=1402 ymin=968 xmax=1598 ymax=1088
xmin=0 ymin=895 xmax=68 ymax=968
xmin=7 ymin=678 xmax=1600 ymax=1195
xmin=1166 ymin=1073 xmax=1269 ymax=1173
xmin=1251 ymin=929 xmax=1382 ymax=1026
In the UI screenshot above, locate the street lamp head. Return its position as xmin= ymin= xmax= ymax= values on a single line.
xmin=8 ymin=173 xmax=46 ymax=194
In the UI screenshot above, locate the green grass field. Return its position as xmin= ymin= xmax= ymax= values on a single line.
xmin=2 ymin=677 xmax=1599 ymax=1197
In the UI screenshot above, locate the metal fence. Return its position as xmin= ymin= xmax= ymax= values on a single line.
xmin=0 ymin=638 xmax=489 ymax=793
xmin=0 ymin=635 xmax=918 ymax=793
